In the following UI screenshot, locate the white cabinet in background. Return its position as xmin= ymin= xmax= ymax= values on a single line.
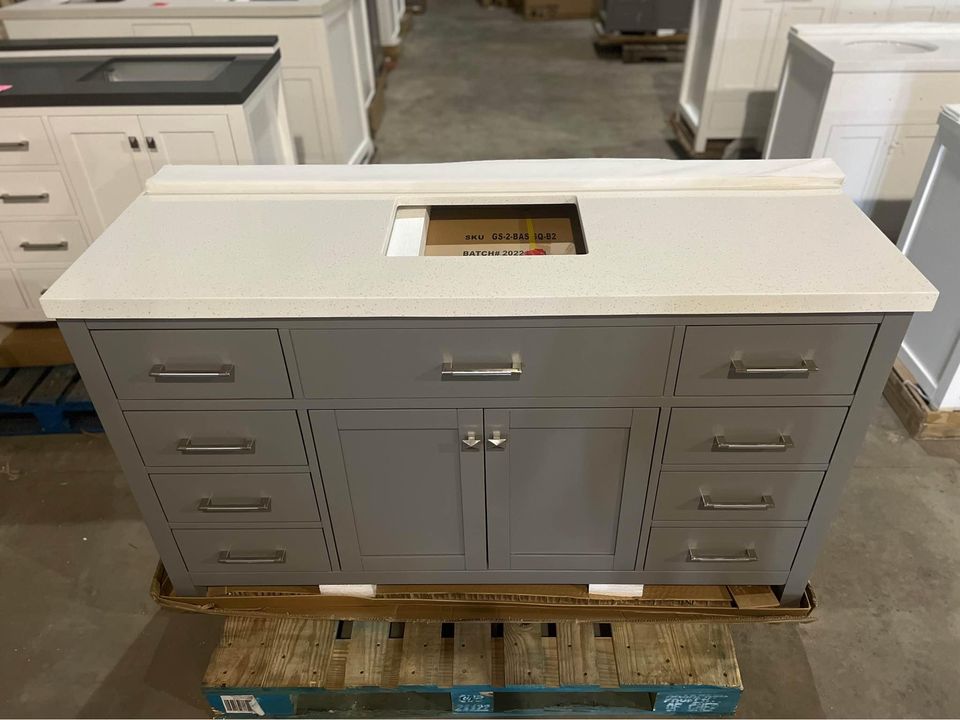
xmin=377 ymin=0 xmax=406 ymax=46
xmin=137 ymin=115 xmax=240 ymax=169
xmin=765 ymin=24 xmax=960 ymax=239
xmin=898 ymin=105 xmax=960 ymax=408
xmin=677 ymin=0 xmax=960 ymax=154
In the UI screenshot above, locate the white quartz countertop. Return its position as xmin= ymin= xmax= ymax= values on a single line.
xmin=0 ymin=0 xmax=345 ymax=20
xmin=40 ymin=159 xmax=938 ymax=320
xmin=792 ymin=23 xmax=960 ymax=72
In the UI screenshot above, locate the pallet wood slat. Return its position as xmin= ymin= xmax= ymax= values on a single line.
xmin=204 ymin=619 xmax=742 ymax=717
xmin=0 ymin=364 xmax=101 ymax=435
xmin=884 ymin=359 xmax=960 ymax=439
xmin=344 ymin=621 xmax=391 ymax=687
xmin=453 ymin=623 xmax=492 ymax=686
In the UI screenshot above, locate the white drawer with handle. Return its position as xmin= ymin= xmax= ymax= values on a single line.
xmin=0 ymin=118 xmax=56 ymax=167
xmin=0 ymin=171 xmax=76 ymax=217
xmin=17 ymin=267 xmax=65 ymax=311
xmin=0 ymin=220 xmax=87 ymax=263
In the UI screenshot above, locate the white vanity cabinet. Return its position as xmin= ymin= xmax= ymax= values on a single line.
xmin=0 ymin=38 xmax=293 ymax=321
xmin=764 ymin=23 xmax=960 ymax=239
xmin=898 ymin=105 xmax=960 ymax=409
xmin=376 ymin=0 xmax=406 ymax=47
xmin=0 ymin=0 xmax=375 ymax=165
xmin=677 ymin=0 xmax=960 ymax=154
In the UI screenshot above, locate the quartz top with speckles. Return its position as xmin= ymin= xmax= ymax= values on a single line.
xmin=39 ymin=159 xmax=938 ymax=319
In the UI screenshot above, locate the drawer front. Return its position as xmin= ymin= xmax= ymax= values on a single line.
xmin=0 ymin=171 xmax=75 ymax=216
xmin=0 ymin=118 xmax=56 ymax=166
xmin=93 ymin=329 xmax=292 ymax=400
xmin=152 ymin=472 xmax=320 ymax=523
xmin=0 ymin=268 xmax=27 ymax=310
xmin=292 ymin=326 xmax=673 ymax=398
xmin=676 ymin=324 xmax=876 ymax=396
xmin=654 ymin=471 xmax=824 ymax=522
xmin=0 ymin=220 xmax=87 ymax=263
xmin=663 ymin=407 xmax=847 ymax=464
xmin=644 ymin=527 xmax=805 ymax=573
xmin=125 ymin=410 xmax=307 ymax=467
xmin=17 ymin=266 xmax=64 ymax=311
xmin=174 ymin=528 xmax=330 ymax=573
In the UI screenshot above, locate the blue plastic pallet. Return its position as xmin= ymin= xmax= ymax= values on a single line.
xmin=0 ymin=364 xmax=101 ymax=435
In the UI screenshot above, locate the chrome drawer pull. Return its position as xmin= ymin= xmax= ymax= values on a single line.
xmin=0 ymin=141 xmax=29 ymax=152
xmin=487 ymin=430 xmax=508 ymax=449
xmin=712 ymin=434 xmax=793 ymax=452
xmin=198 ymin=497 xmax=272 ymax=513
xmin=217 ymin=549 xmax=286 ymax=565
xmin=176 ymin=438 xmax=255 ymax=454
xmin=1 ymin=192 xmax=49 ymax=204
xmin=20 ymin=240 xmax=68 ymax=252
xmin=729 ymin=358 xmax=817 ymax=377
xmin=149 ymin=364 xmax=235 ymax=381
xmin=461 ymin=431 xmax=481 ymax=450
xmin=687 ymin=548 xmax=758 ymax=563
xmin=699 ymin=491 xmax=775 ymax=511
xmin=441 ymin=358 xmax=522 ymax=380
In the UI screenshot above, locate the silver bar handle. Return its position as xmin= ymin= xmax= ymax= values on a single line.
xmin=729 ymin=358 xmax=817 ymax=377
xmin=20 ymin=240 xmax=68 ymax=252
xmin=198 ymin=497 xmax=271 ymax=513
xmin=149 ymin=363 xmax=235 ymax=381
xmin=699 ymin=491 xmax=775 ymax=511
xmin=0 ymin=140 xmax=29 ymax=152
xmin=687 ymin=548 xmax=758 ymax=563
xmin=713 ymin=434 xmax=793 ymax=452
xmin=217 ymin=549 xmax=286 ymax=565
xmin=1 ymin=192 xmax=49 ymax=204
xmin=441 ymin=358 xmax=522 ymax=380
xmin=176 ymin=438 xmax=255 ymax=455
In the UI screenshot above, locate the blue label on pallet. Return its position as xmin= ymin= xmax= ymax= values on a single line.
xmin=452 ymin=689 xmax=495 ymax=713
xmin=654 ymin=690 xmax=740 ymax=715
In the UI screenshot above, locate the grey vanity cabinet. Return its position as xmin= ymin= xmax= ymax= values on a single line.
xmin=310 ymin=409 xmax=487 ymax=572
xmin=484 ymin=408 xmax=659 ymax=572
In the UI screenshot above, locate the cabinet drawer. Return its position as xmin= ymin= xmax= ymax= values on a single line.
xmin=0 ymin=220 xmax=87 ymax=263
xmin=676 ymin=324 xmax=876 ymax=396
xmin=0 ymin=118 xmax=56 ymax=166
xmin=174 ymin=528 xmax=330 ymax=574
xmin=0 ymin=268 xmax=27 ymax=310
xmin=644 ymin=527 xmax=804 ymax=573
xmin=125 ymin=410 xmax=307 ymax=467
xmin=654 ymin=471 xmax=823 ymax=521
xmin=292 ymin=326 xmax=672 ymax=398
xmin=0 ymin=171 xmax=75 ymax=216
xmin=93 ymin=329 xmax=292 ymax=400
xmin=18 ymin=266 xmax=64 ymax=311
xmin=152 ymin=472 xmax=320 ymax=523
xmin=663 ymin=407 xmax=847 ymax=464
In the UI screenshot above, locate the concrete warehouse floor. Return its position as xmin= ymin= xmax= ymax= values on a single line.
xmin=0 ymin=1 xmax=958 ymax=717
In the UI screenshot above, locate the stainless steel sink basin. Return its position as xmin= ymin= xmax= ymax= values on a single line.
xmin=90 ymin=58 xmax=232 ymax=83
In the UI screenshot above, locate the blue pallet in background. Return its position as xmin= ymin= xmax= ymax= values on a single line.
xmin=0 ymin=364 xmax=101 ymax=435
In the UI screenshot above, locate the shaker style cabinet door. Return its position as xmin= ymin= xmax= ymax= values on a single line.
xmin=49 ymin=115 xmax=156 ymax=236
xmin=138 ymin=115 xmax=239 ymax=172
xmin=310 ymin=409 xmax=486 ymax=573
xmin=484 ymin=408 xmax=659 ymax=572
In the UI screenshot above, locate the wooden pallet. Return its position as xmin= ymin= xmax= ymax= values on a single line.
xmin=593 ymin=22 xmax=687 ymax=62
xmin=0 ymin=364 xmax=101 ymax=435
xmin=668 ymin=112 xmax=737 ymax=160
xmin=884 ymin=359 xmax=960 ymax=439
xmin=203 ymin=618 xmax=742 ymax=717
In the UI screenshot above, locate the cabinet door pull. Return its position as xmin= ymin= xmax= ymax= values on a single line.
xmin=461 ymin=431 xmax=481 ymax=450
xmin=176 ymin=438 xmax=255 ymax=454
xmin=20 ymin=240 xmax=68 ymax=252
xmin=149 ymin=363 xmax=235 ymax=381
xmin=699 ymin=492 xmax=775 ymax=511
xmin=198 ymin=497 xmax=272 ymax=513
xmin=217 ymin=549 xmax=286 ymax=564
xmin=1 ymin=192 xmax=49 ymax=204
xmin=487 ymin=430 xmax=508 ymax=449
xmin=0 ymin=140 xmax=29 ymax=152
xmin=729 ymin=358 xmax=817 ymax=377
xmin=145 ymin=136 xmax=157 ymax=151
xmin=712 ymin=434 xmax=793 ymax=452
xmin=128 ymin=136 xmax=141 ymax=151
xmin=441 ymin=358 xmax=522 ymax=380
xmin=687 ymin=548 xmax=758 ymax=563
